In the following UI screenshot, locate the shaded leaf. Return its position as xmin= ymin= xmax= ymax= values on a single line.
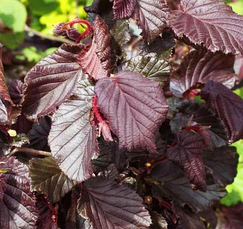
xmin=201 ymin=80 xmax=243 ymax=142
xmin=113 ymin=0 xmax=136 ymax=19
xmin=168 ymin=0 xmax=243 ymax=54
xmin=167 ymin=130 xmax=208 ymax=191
xmin=95 ymin=70 xmax=168 ymax=153
xmin=48 ymin=79 xmax=98 ymax=182
xmin=149 ymin=160 xmax=225 ymax=212
xmin=23 ymin=44 xmax=83 ymax=120
xmin=78 ymin=177 xmax=152 ymax=228
xmin=150 ymin=211 xmax=168 ymax=229
xmin=0 ymin=98 xmax=8 ymax=123
xmin=30 ymin=157 xmax=77 ymax=203
xmin=199 ymin=208 xmax=217 ymax=229
xmin=8 ymin=80 xmax=24 ymax=105
xmin=170 ymin=101 xmax=228 ymax=149
xmin=0 ymin=156 xmax=38 ymax=229
xmin=173 ymin=204 xmax=206 ymax=229
xmin=203 ymin=146 xmax=238 ymax=186
xmin=170 ymin=49 xmax=236 ymax=98
xmin=132 ymin=0 xmax=170 ymax=42
xmin=125 ymin=52 xmax=170 ymax=87
xmin=79 ymin=16 xmax=111 ymax=80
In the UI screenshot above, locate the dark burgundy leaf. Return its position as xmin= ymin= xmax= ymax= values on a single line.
xmin=27 ymin=116 xmax=51 ymax=151
xmin=203 ymin=146 xmax=238 ymax=186
xmin=23 ymin=44 xmax=83 ymax=120
xmin=168 ymin=0 xmax=243 ymax=55
xmin=36 ymin=196 xmax=57 ymax=229
xmin=132 ymin=0 xmax=170 ymax=42
xmin=113 ymin=0 xmax=136 ymax=19
xmin=95 ymin=70 xmax=168 ymax=153
xmin=150 ymin=211 xmax=168 ymax=229
xmin=149 ymin=160 xmax=225 ymax=212
xmin=78 ymin=177 xmax=152 ymax=228
xmin=199 ymin=208 xmax=217 ymax=229
xmin=0 ymin=44 xmax=14 ymax=106
xmin=8 ymin=80 xmax=24 ymax=105
xmin=167 ymin=130 xmax=208 ymax=191
xmin=48 ymin=78 xmax=98 ymax=182
xmin=53 ymin=22 xmax=80 ymax=41
xmin=30 ymin=157 xmax=77 ymax=203
xmin=125 ymin=52 xmax=170 ymax=87
xmin=234 ymin=55 xmax=243 ymax=80
xmin=170 ymin=101 xmax=228 ymax=149
xmin=173 ymin=204 xmax=206 ymax=229
xmin=170 ymin=49 xmax=236 ymax=98
xmin=0 ymin=156 xmax=38 ymax=229
xmin=0 ymin=98 xmax=8 ymax=123
xmin=14 ymin=114 xmax=33 ymax=134
xmin=216 ymin=203 xmax=243 ymax=229
xmin=201 ymin=80 xmax=243 ymax=142
xmin=78 ymin=16 xmax=111 ymax=80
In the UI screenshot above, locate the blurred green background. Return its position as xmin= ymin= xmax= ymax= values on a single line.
xmin=0 ymin=0 xmax=243 ymax=208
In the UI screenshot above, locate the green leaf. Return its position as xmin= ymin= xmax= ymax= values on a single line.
xmin=0 ymin=0 xmax=27 ymax=32
xmin=0 ymin=32 xmax=24 ymax=49
xmin=28 ymin=0 xmax=59 ymax=15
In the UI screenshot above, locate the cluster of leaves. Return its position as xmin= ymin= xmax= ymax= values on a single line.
xmin=1 ymin=0 xmax=243 ymax=228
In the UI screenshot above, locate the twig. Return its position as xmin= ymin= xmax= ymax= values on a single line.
xmin=10 ymin=147 xmax=52 ymax=157
xmin=24 ymin=25 xmax=75 ymax=45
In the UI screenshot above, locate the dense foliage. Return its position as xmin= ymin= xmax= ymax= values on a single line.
xmin=0 ymin=0 xmax=243 ymax=228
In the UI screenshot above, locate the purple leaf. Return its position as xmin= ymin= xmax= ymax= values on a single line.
xmin=170 ymin=49 xmax=236 ymax=98
xmin=132 ymin=0 xmax=170 ymax=42
xmin=113 ymin=0 xmax=136 ymax=19
xmin=48 ymin=78 xmax=98 ymax=182
xmin=203 ymin=146 xmax=238 ymax=186
xmin=78 ymin=177 xmax=152 ymax=228
xmin=168 ymin=0 xmax=243 ymax=55
xmin=8 ymin=80 xmax=24 ymax=105
xmin=167 ymin=130 xmax=208 ymax=191
xmin=0 ymin=156 xmax=38 ymax=229
xmin=23 ymin=44 xmax=83 ymax=120
xmin=30 ymin=157 xmax=77 ymax=203
xmin=149 ymin=160 xmax=225 ymax=212
xmin=95 ymin=70 xmax=168 ymax=153
xmin=201 ymin=80 xmax=243 ymax=143
xmin=0 ymin=98 xmax=8 ymax=123
xmin=78 ymin=16 xmax=111 ymax=80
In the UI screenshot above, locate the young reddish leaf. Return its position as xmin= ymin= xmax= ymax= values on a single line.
xmin=150 ymin=160 xmax=225 ymax=212
xmin=48 ymin=79 xmax=98 ymax=182
xmin=0 ymin=156 xmax=38 ymax=229
xmin=201 ymin=80 xmax=243 ymax=143
xmin=30 ymin=157 xmax=77 ymax=203
xmin=132 ymin=0 xmax=170 ymax=42
xmin=125 ymin=52 xmax=170 ymax=87
xmin=23 ymin=44 xmax=83 ymax=120
xmin=78 ymin=177 xmax=152 ymax=228
xmin=170 ymin=101 xmax=228 ymax=149
xmin=170 ymin=49 xmax=236 ymax=98
xmin=168 ymin=0 xmax=243 ymax=55
xmin=113 ymin=0 xmax=136 ymax=19
xmin=167 ymin=130 xmax=208 ymax=191
xmin=8 ymin=80 xmax=24 ymax=106
xmin=78 ymin=16 xmax=111 ymax=80
xmin=0 ymin=44 xmax=13 ymax=106
xmin=95 ymin=70 xmax=168 ymax=153
xmin=203 ymin=146 xmax=238 ymax=186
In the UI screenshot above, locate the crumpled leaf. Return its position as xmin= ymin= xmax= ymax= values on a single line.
xmin=125 ymin=52 xmax=170 ymax=87
xmin=201 ymin=80 xmax=243 ymax=143
xmin=113 ymin=0 xmax=136 ymax=19
xmin=95 ymin=70 xmax=168 ymax=153
xmin=0 ymin=156 xmax=38 ymax=229
xmin=48 ymin=78 xmax=98 ymax=182
xmin=149 ymin=160 xmax=225 ymax=212
xmin=167 ymin=130 xmax=208 ymax=191
xmin=170 ymin=101 xmax=228 ymax=149
xmin=203 ymin=146 xmax=238 ymax=186
xmin=78 ymin=15 xmax=111 ymax=80
xmin=77 ymin=177 xmax=152 ymax=228
xmin=132 ymin=0 xmax=170 ymax=42
xmin=170 ymin=49 xmax=236 ymax=98
xmin=168 ymin=0 xmax=243 ymax=55
xmin=23 ymin=44 xmax=83 ymax=120
xmin=30 ymin=157 xmax=77 ymax=203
